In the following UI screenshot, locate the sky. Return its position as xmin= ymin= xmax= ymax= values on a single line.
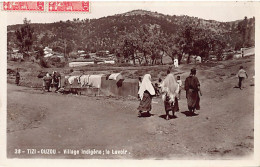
xmin=4 ymin=1 xmax=258 ymax=25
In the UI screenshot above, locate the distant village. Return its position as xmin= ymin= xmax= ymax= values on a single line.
xmin=8 ymin=46 xmax=255 ymax=68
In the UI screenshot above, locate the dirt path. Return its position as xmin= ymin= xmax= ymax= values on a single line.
xmin=7 ymin=69 xmax=254 ymax=159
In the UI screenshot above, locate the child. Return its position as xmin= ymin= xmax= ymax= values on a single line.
xmin=237 ymin=66 xmax=248 ymax=90
xmin=176 ymin=75 xmax=182 ymax=99
xmin=154 ymin=78 xmax=162 ymax=96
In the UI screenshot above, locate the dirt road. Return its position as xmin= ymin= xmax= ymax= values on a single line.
xmin=7 ymin=69 xmax=254 ymax=159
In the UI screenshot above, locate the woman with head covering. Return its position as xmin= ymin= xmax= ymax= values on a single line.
xmin=137 ymin=74 xmax=155 ymax=116
xmin=161 ymin=71 xmax=179 ymax=120
xmin=184 ymin=68 xmax=202 ymax=113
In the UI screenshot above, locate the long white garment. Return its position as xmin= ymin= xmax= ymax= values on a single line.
xmin=138 ymin=74 xmax=155 ymax=100
xmin=174 ymin=59 xmax=178 ymax=68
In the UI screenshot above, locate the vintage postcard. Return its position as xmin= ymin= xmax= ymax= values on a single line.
xmin=0 ymin=1 xmax=259 ymax=166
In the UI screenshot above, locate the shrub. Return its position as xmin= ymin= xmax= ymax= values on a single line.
xmin=50 ymin=56 xmax=61 ymax=63
xmin=55 ymin=61 xmax=66 ymax=68
xmin=7 ymin=69 xmax=16 ymax=75
xmin=226 ymin=54 xmax=234 ymax=60
xmin=39 ymin=58 xmax=49 ymax=68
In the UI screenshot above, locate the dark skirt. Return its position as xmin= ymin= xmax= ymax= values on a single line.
xmin=137 ymin=91 xmax=152 ymax=111
xmin=186 ymin=89 xmax=200 ymax=110
xmin=164 ymin=96 xmax=179 ymax=113
xmin=15 ymin=77 xmax=20 ymax=84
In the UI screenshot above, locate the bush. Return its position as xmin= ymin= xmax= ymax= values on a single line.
xmin=50 ymin=56 xmax=61 ymax=63
xmin=39 ymin=58 xmax=49 ymax=68
xmin=69 ymin=52 xmax=78 ymax=59
xmin=7 ymin=68 xmax=16 ymax=75
xmin=55 ymin=61 xmax=66 ymax=68
xmin=226 ymin=54 xmax=234 ymax=60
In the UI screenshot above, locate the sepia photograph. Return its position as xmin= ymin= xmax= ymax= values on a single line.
xmin=1 ymin=1 xmax=259 ymax=163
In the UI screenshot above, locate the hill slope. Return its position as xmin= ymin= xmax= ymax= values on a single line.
xmin=7 ymin=10 xmax=255 ymax=54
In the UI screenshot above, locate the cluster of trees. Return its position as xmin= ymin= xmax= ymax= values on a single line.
xmin=15 ymin=18 xmax=34 ymax=56
xmin=8 ymin=11 xmax=255 ymax=66
xmin=236 ymin=16 xmax=255 ymax=49
xmin=116 ymin=23 xmax=227 ymax=65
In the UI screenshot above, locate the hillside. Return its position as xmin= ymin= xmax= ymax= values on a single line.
xmin=7 ymin=10 xmax=255 ymax=59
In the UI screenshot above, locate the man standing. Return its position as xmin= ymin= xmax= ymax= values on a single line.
xmin=184 ymin=68 xmax=202 ymax=113
xmin=15 ymin=68 xmax=20 ymax=86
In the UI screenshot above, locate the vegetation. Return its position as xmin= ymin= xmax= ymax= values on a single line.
xmin=7 ymin=10 xmax=255 ymax=66
xmin=14 ymin=18 xmax=34 ymax=55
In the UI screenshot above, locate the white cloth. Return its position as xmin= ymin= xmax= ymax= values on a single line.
xmin=108 ymin=73 xmax=121 ymax=80
xmin=161 ymin=74 xmax=179 ymax=103
xmin=68 ymin=76 xmax=79 ymax=85
xmin=79 ymin=75 xmax=90 ymax=87
xmin=174 ymin=59 xmax=178 ymax=68
xmin=177 ymin=79 xmax=182 ymax=87
xmin=88 ymin=74 xmax=103 ymax=88
xmin=138 ymin=74 xmax=155 ymax=100
xmin=237 ymin=69 xmax=247 ymax=78
xmin=196 ymin=56 xmax=202 ymax=63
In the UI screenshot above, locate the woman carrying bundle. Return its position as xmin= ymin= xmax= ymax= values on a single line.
xmin=161 ymin=71 xmax=179 ymax=120
xmin=137 ymin=74 xmax=155 ymax=116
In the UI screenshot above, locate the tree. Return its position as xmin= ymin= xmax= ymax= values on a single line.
xmin=192 ymin=37 xmax=211 ymax=61
xmin=180 ymin=25 xmax=194 ymax=64
xmin=15 ymin=18 xmax=34 ymax=54
xmin=237 ymin=16 xmax=248 ymax=48
xmin=212 ymin=39 xmax=226 ymax=61
xmin=34 ymin=46 xmax=44 ymax=60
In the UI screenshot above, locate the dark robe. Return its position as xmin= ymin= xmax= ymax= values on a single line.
xmin=137 ymin=91 xmax=152 ymax=111
xmin=15 ymin=72 xmax=20 ymax=85
xmin=185 ymin=75 xmax=200 ymax=111
xmin=43 ymin=76 xmax=52 ymax=91
xmin=164 ymin=96 xmax=179 ymax=113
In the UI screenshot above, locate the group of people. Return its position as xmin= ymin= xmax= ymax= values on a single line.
xmin=42 ymin=71 xmax=61 ymax=92
xmin=137 ymin=68 xmax=202 ymax=120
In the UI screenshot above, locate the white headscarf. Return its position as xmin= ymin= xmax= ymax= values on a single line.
xmin=138 ymin=74 xmax=155 ymax=100
xmin=161 ymin=73 xmax=179 ymax=102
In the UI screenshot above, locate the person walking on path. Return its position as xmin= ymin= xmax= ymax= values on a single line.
xmin=137 ymin=74 xmax=155 ymax=116
xmin=52 ymin=71 xmax=61 ymax=92
xmin=15 ymin=68 xmax=20 ymax=86
xmin=176 ymin=75 xmax=182 ymax=100
xmin=161 ymin=71 xmax=179 ymax=120
xmin=237 ymin=66 xmax=248 ymax=90
xmin=184 ymin=68 xmax=202 ymax=113
xmin=43 ymin=73 xmax=52 ymax=92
